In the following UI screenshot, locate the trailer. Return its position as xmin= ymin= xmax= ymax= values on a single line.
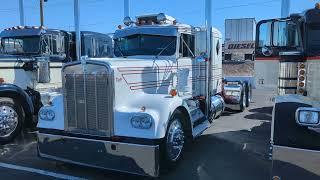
xmin=224 ymin=18 xmax=256 ymax=61
xmin=255 ymin=3 xmax=320 ymax=179
xmin=0 ymin=26 xmax=112 ymax=143
xmin=36 ymin=12 xmax=251 ymax=177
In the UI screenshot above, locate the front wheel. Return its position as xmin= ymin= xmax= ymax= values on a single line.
xmin=162 ymin=111 xmax=186 ymax=168
xmin=0 ymin=98 xmax=24 ymax=144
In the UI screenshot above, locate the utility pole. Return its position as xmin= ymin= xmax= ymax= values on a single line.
xmin=40 ymin=0 xmax=44 ymax=26
xmin=19 ymin=0 xmax=25 ymax=26
xmin=74 ymin=0 xmax=81 ymax=61
xmin=205 ymin=0 xmax=212 ymax=117
xmin=124 ymin=0 xmax=130 ymax=18
xmin=281 ymin=0 xmax=290 ymax=18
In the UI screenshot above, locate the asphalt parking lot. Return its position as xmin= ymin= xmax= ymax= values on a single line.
xmin=0 ymin=88 xmax=276 ymax=180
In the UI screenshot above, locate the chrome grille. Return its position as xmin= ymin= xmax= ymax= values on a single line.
xmin=63 ymin=61 xmax=114 ymax=137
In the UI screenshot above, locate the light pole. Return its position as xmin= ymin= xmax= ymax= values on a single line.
xmin=281 ymin=0 xmax=290 ymax=18
xmin=205 ymin=0 xmax=212 ymax=117
xmin=74 ymin=0 xmax=81 ymax=61
xmin=19 ymin=0 xmax=25 ymax=26
xmin=40 ymin=0 xmax=48 ymax=27
xmin=124 ymin=0 xmax=130 ymax=18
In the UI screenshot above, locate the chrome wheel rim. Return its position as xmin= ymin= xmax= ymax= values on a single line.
xmin=0 ymin=106 xmax=18 ymax=138
xmin=166 ymin=119 xmax=184 ymax=162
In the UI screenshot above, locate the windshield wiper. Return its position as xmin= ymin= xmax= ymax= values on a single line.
xmin=155 ymin=40 xmax=176 ymax=59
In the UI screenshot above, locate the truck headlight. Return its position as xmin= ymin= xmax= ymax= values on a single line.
xmin=131 ymin=114 xmax=153 ymax=129
xmin=39 ymin=109 xmax=55 ymax=121
xmin=296 ymin=107 xmax=320 ymax=126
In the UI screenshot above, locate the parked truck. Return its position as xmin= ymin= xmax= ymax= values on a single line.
xmin=0 ymin=26 xmax=112 ymax=143
xmin=255 ymin=3 xmax=320 ymax=179
xmin=36 ymin=13 xmax=251 ymax=177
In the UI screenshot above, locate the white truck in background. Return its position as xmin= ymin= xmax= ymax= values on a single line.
xmin=0 ymin=26 xmax=113 ymax=143
xmin=37 ymin=13 xmax=251 ymax=177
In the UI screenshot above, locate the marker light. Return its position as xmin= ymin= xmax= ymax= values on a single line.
xmin=157 ymin=13 xmax=166 ymax=22
xmin=299 ymin=76 xmax=305 ymax=81
xmin=299 ymin=63 xmax=305 ymax=69
xmin=173 ymin=20 xmax=177 ymax=25
xmin=123 ymin=16 xmax=133 ymax=26
xmin=298 ymin=88 xmax=304 ymax=94
xmin=298 ymin=82 xmax=305 ymax=87
xmin=170 ymin=89 xmax=177 ymax=97
xmin=299 ymin=69 xmax=305 ymax=75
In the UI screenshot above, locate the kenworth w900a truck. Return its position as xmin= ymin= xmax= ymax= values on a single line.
xmin=0 ymin=26 xmax=112 ymax=143
xmin=36 ymin=13 xmax=250 ymax=177
xmin=255 ymin=3 xmax=320 ymax=179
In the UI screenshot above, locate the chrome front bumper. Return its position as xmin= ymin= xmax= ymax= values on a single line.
xmin=37 ymin=133 xmax=160 ymax=177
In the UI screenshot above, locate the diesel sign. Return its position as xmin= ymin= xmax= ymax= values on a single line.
xmin=227 ymin=43 xmax=254 ymax=49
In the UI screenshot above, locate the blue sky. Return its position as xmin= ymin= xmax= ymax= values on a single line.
xmin=0 ymin=0 xmax=317 ymax=37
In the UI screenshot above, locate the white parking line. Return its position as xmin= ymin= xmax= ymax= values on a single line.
xmin=0 ymin=162 xmax=86 ymax=180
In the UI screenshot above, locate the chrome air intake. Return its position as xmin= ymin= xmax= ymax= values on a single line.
xmin=62 ymin=60 xmax=114 ymax=137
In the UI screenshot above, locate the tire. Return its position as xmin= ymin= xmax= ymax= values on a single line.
xmin=0 ymin=98 xmax=24 ymax=144
xmin=239 ymin=86 xmax=246 ymax=112
xmin=245 ymin=82 xmax=251 ymax=107
xmin=161 ymin=110 xmax=186 ymax=170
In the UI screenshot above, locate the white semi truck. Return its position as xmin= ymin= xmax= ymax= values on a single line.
xmin=255 ymin=3 xmax=320 ymax=179
xmin=0 ymin=26 xmax=113 ymax=143
xmin=36 ymin=13 xmax=250 ymax=177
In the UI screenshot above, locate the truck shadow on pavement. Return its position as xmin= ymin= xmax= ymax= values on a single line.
xmin=244 ymin=106 xmax=273 ymax=121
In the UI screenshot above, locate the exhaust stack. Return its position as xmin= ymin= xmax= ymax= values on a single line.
xmin=205 ymin=0 xmax=213 ymax=117
xmin=74 ymin=0 xmax=81 ymax=61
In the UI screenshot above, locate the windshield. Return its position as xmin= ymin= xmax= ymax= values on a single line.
xmin=114 ymin=34 xmax=176 ymax=57
xmin=0 ymin=36 xmax=40 ymax=55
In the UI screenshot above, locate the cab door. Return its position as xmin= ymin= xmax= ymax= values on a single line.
xmin=255 ymin=19 xmax=302 ymax=93
xmin=176 ymin=33 xmax=195 ymax=97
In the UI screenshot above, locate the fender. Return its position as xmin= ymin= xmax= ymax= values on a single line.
xmin=0 ymin=83 xmax=34 ymax=119
xmin=114 ymin=94 xmax=191 ymax=139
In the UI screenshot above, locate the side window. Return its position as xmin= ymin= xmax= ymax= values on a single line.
xmin=52 ymin=35 xmax=58 ymax=54
xmin=258 ymin=21 xmax=272 ymax=47
xmin=179 ymin=34 xmax=195 ymax=57
xmin=41 ymin=34 xmax=53 ymax=55
xmin=273 ymin=21 xmax=299 ymax=47
xmin=58 ymin=34 xmax=65 ymax=54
